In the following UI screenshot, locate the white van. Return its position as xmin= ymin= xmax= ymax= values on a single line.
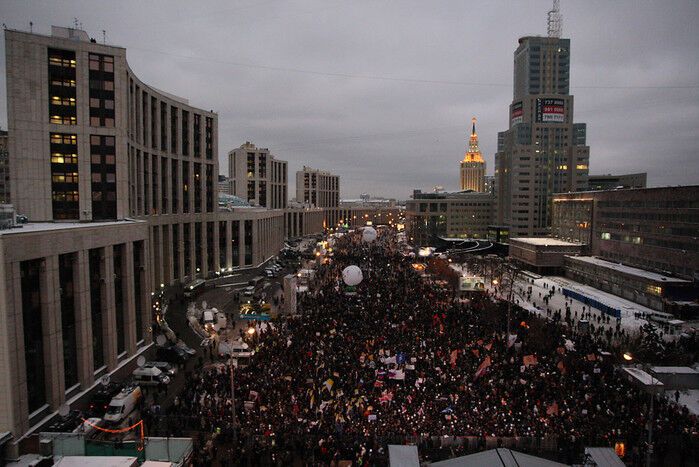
xmin=132 ymin=366 xmax=171 ymax=386
xmin=104 ymin=385 xmax=143 ymax=424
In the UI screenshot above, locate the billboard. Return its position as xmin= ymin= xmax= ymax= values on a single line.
xmin=511 ymin=101 xmax=523 ymax=126
xmin=459 ymin=276 xmax=485 ymax=292
xmin=536 ymin=98 xmax=565 ymax=123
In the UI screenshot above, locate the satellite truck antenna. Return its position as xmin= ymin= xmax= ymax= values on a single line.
xmin=547 ymin=0 xmax=562 ymax=38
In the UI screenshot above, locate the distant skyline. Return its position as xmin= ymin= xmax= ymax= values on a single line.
xmin=1 ymin=0 xmax=698 ymax=199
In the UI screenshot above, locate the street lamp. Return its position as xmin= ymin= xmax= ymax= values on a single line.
xmin=623 ymin=352 xmax=656 ymax=467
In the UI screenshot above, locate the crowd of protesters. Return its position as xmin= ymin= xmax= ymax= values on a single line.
xmin=162 ymin=229 xmax=697 ymax=466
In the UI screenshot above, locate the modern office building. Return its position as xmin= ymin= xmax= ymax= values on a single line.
xmin=296 ymin=166 xmax=339 ymax=209
xmin=495 ymin=31 xmax=590 ymax=238
xmin=227 ymin=142 xmax=287 ymax=209
xmin=0 ymin=130 xmax=9 ymax=204
xmin=218 ymin=174 xmax=231 ymax=196
xmin=484 ymin=175 xmax=496 ymax=196
xmin=1 ymin=25 xmax=285 ymax=446
xmin=551 ymin=186 xmax=699 ymax=281
xmin=405 ymin=190 xmax=493 ymax=246
xmin=0 ymin=220 xmax=150 ymax=439
xmin=460 ymin=117 xmax=485 ymax=192
xmin=588 ymin=172 xmax=647 ymax=191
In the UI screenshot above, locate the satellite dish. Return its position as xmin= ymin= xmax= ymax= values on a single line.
xmin=156 ymin=334 xmax=167 ymax=346
xmin=137 ymin=356 xmax=146 ymax=367
xmin=58 ymin=403 xmax=70 ymax=417
xmin=100 ymin=375 xmax=110 ymax=386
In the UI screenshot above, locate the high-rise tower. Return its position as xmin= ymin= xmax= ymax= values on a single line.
xmin=495 ymin=1 xmax=589 ymax=237
xmin=460 ymin=117 xmax=485 ymax=192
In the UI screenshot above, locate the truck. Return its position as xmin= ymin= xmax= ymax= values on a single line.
xmin=104 ymin=385 xmax=143 ymax=424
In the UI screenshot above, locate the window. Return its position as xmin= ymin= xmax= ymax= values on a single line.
xmin=601 ymin=232 xmax=611 ymax=240
xmin=90 ymin=135 xmax=117 ymax=219
xmin=50 ymin=132 xmax=79 ymax=219
xmin=88 ymin=54 xmax=115 ymax=127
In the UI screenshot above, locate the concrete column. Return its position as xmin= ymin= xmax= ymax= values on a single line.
xmin=123 ymin=242 xmax=137 ymax=356
xmin=176 ymin=223 xmax=184 ymax=283
xmin=74 ymin=250 xmax=94 ymax=389
xmin=213 ymin=221 xmax=221 ymax=273
xmin=154 ymin=154 xmax=161 ymax=215
xmin=164 ymin=156 xmax=172 ymax=215
xmin=162 ymin=224 xmax=172 ymax=285
xmin=101 ymin=246 xmax=118 ymax=371
xmin=8 ymin=262 xmax=28 ymax=435
xmin=40 ymin=255 xmax=65 ymax=410
xmin=201 ymin=221 xmax=209 ymax=276
xmin=225 ymin=220 xmax=232 ymax=270
xmin=141 ymin=240 xmax=153 ymax=346
xmin=252 ymin=219 xmax=259 ymax=265
xmin=155 ymin=225 xmax=164 ymax=287
xmin=238 ymin=221 xmax=245 ymax=268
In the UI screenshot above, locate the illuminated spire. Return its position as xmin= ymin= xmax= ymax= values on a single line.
xmin=463 ymin=116 xmax=484 ymax=163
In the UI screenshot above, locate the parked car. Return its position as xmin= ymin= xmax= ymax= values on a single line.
xmin=46 ymin=410 xmax=83 ymax=433
xmin=156 ymin=344 xmax=190 ymax=364
xmin=132 ymin=366 xmax=170 ymax=386
xmin=104 ymin=385 xmax=142 ymax=424
xmin=87 ymin=382 xmax=125 ymax=417
xmin=143 ymin=360 xmax=177 ymax=376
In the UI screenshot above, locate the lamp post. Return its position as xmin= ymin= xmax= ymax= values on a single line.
xmin=624 ymin=352 xmax=655 ymax=467
xmin=229 ymin=355 xmax=237 ymax=443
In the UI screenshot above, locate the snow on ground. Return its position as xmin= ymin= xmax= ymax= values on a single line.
xmin=672 ymin=389 xmax=699 ymax=416
xmin=485 ymin=272 xmax=677 ymax=340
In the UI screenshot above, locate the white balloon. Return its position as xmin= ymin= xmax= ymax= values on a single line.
xmin=362 ymin=227 xmax=377 ymax=243
xmin=342 ymin=265 xmax=363 ymax=286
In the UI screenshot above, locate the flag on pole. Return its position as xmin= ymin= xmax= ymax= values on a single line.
xmin=523 ymin=355 xmax=538 ymax=367
xmin=450 ymin=349 xmax=459 ymax=367
xmin=474 ymin=356 xmax=491 ymax=380
xmin=546 ymin=401 xmax=559 ymax=416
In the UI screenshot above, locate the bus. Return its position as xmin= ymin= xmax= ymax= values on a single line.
xmin=184 ymin=278 xmax=207 ymax=298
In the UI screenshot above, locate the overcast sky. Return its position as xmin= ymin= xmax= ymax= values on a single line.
xmin=1 ymin=0 xmax=698 ymax=199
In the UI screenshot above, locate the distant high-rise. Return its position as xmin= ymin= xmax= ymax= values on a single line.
xmin=460 ymin=117 xmax=485 ymax=192
xmin=296 ymin=166 xmax=339 ymax=208
xmin=228 ymin=142 xmax=287 ymax=209
xmin=495 ymin=3 xmax=589 ymax=237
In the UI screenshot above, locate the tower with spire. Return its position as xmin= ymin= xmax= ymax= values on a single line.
xmin=460 ymin=117 xmax=485 ymax=192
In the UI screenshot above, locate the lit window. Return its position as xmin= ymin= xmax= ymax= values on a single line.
xmin=576 ymin=164 xmax=588 ymax=170
xmin=601 ymin=232 xmax=611 ymax=240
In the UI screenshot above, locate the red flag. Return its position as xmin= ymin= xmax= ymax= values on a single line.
xmin=546 ymin=401 xmax=559 ymax=416
xmin=484 ymin=342 xmax=493 ymax=351
xmin=556 ymin=347 xmax=565 ymax=355
xmin=523 ymin=355 xmax=538 ymax=367
xmin=471 ymin=348 xmax=480 ymax=358
xmin=557 ymin=360 xmax=566 ymax=374
xmin=474 ymin=356 xmax=491 ymax=380
xmin=587 ymin=353 xmax=596 ymax=361
xmin=450 ymin=349 xmax=459 ymax=367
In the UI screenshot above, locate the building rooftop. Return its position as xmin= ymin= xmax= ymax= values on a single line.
xmin=511 ymin=237 xmax=582 ymax=247
xmin=566 ymin=256 xmax=691 ymax=283
xmin=0 ymin=219 xmax=145 ymax=236
xmin=650 ymin=366 xmax=699 ymax=375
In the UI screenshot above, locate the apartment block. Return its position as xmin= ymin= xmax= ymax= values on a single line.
xmin=228 ymin=142 xmax=287 ymax=209
xmin=296 ymin=166 xmax=339 ymax=208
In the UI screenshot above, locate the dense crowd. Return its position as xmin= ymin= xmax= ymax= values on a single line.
xmin=166 ymin=230 xmax=697 ymax=466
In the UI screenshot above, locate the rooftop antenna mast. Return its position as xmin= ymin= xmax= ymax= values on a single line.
xmin=102 ymin=30 xmax=106 ymax=44
xmin=547 ymin=0 xmax=562 ymax=38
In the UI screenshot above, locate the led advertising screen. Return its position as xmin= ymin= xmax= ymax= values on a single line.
xmin=459 ymin=276 xmax=485 ymax=292
xmin=511 ymin=101 xmax=523 ymax=126
xmin=535 ymin=98 xmax=565 ymax=123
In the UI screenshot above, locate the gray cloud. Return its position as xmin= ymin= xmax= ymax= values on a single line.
xmin=0 ymin=0 xmax=697 ymax=199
